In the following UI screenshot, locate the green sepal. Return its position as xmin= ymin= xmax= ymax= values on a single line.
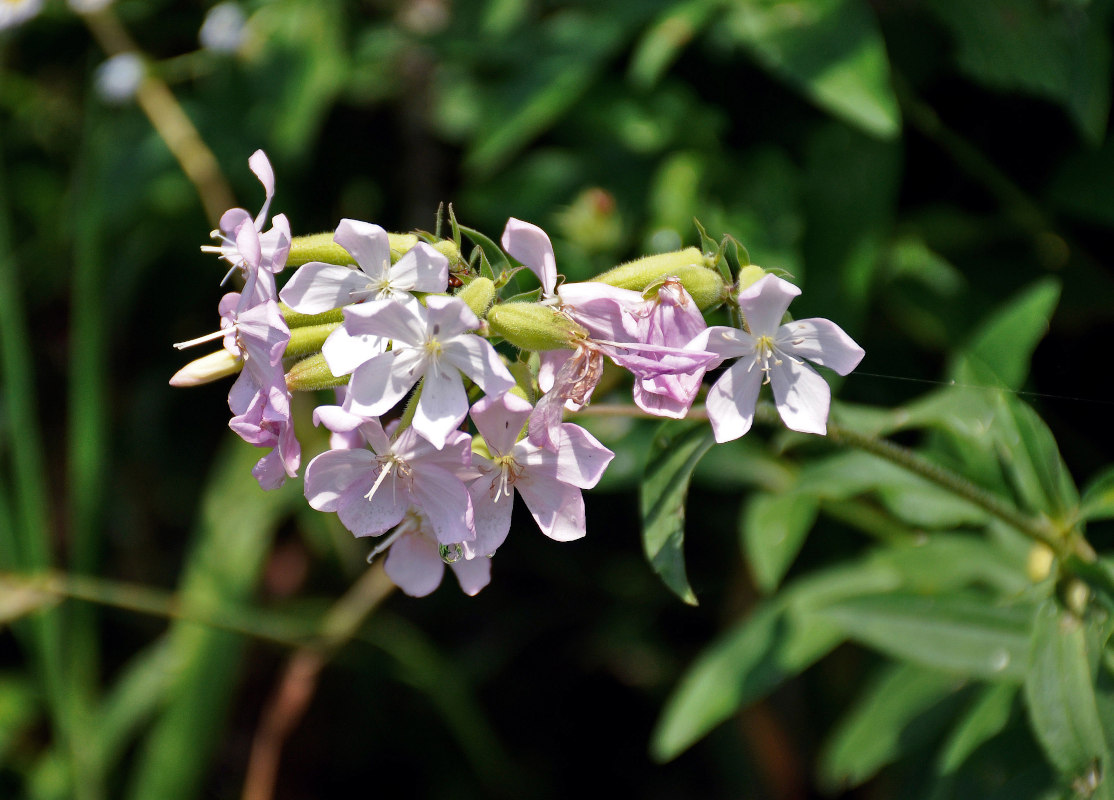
xmin=285 ymin=322 xmax=342 ymax=360
xmin=486 ymin=302 xmax=587 ymax=352
xmin=285 ymin=353 xmax=350 ymax=391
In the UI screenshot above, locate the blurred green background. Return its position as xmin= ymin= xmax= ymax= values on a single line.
xmin=3 ymin=0 xmax=1114 ymax=798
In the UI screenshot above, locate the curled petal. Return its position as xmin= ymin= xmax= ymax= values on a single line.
xmin=248 ymin=149 xmax=276 ymax=227
xmin=333 ymin=218 xmax=391 ymax=276
xmin=502 ymin=217 xmax=557 ymax=297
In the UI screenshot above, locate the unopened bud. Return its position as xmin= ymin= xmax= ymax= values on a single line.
xmin=279 ymin=304 xmax=344 ymax=329
xmin=285 ymin=353 xmax=350 ymax=391
xmin=169 ymin=349 xmax=242 ymax=387
xmin=1026 ymin=543 xmax=1055 ymax=583
xmin=737 ymin=265 xmax=767 ymax=290
xmin=457 ymin=277 xmax=495 ymax=318
xmin=285 ymin=322 xmax=342 ymax=359
xmin=592 ymin=248 xmax=713 ymax=291
xmin=286 ymin=231 xmax=421 ymax=268
xmin=487 ymin=303 xmax=587 ymax=352
xmin=432 ymin=239 xmax=466 ymax=269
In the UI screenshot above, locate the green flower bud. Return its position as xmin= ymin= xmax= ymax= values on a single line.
xmin=652 ymin=264 xmax=730 ymax=310
xmin=737 ymin=264 xmax=767 ymax=291
xmin=279 ymin=303 xmax=345 ymax=328
xmin=287 ymin=231 xmax=421 ymax=267
xmin=457 ymin=277 xmax=495 ymax=318
xmin=169 ymin=349 xmax=242 ymax=387
xmin=285 ymin=352 xmax=350 ymax=391
xmin=285 ymin=322 xmax=342 ymax=359
xmin=487 ymin=303 xmax=587 ymax=352
xmin=432 ymin=238 xmax=466 ymax=269
xmin=591 ymin=247 xmax=713 ymax=291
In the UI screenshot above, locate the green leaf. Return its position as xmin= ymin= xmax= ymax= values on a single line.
xmin=651 ymin=558 xmax=903 ymax=761
xmin=937 ymin=683 xmax=1018 ymax=776
xmin=819 ymin=662 xmax=965 ymax=791
xmin=993 ymin=393 xmax=1079 ymax=520
xmin=0 ymin=673 xmax=38 ymax=762
xmin=629 ymin=0 xmax=719 ymax=88
xmin=952 ymin=278 xmax=1061 ymax=391
xmin=818 ymin=593 xmax=1033 ymax=680
xmin=1024 ymin=600 xmax=1110 ymax=782
xmin=927 ymin=0 xmax=1113 ymax=144
xmin=1081 ymin=466 xmax=1114 ymax=523
xmin=125 ymin=438 xmax=303 ymax=800
xmin=720 ymin=0 xmax=900 ymax=139
xmin=739 ymin=491 xmax=819 ymax=592
xmin=640 ymin=422 xmax=715 ymax=605
xmin=464 ymin=12 xmax=625 ymax=175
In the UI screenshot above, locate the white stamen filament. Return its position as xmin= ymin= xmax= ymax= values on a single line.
xmin=173 ymin=325 xmax=234 ymax=350
xmin=364 ymin=459 xmax=396 ymax=502
xmin=365 ymin=525 xmax=406 ymax=563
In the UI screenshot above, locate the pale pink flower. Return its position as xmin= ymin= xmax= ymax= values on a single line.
xmin=381 ymin=510 xmax=491 ymax=597
xmin=705 ymin=274 xmax=864 ymax=441
xmin=280 ymin=218 xmax=448 ymax=314
xmin=468 ymin=393 xmax=614 ymax=554
xmin=303 ymin=418 xmax=476 ymax=545
xmin=333 ymin=295 xmax=515 ymax=450
xmin=201 ymin=150 xmax=290 ymax=304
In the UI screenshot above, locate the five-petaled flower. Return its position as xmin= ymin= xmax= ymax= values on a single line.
xmin=705 ymin=274 xmax=864 ymax=442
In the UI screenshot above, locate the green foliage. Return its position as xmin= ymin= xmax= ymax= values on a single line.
xmin=2 ymin=0 xmax=1113 ymax=797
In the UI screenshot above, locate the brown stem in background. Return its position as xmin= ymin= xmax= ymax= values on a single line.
xmin=241 ymin=563 xmax=396 ymax=800
xmin=79 ymin=9 xmax=234 ymax=226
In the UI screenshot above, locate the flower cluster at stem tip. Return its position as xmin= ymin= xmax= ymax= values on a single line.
xmin=172 ymin=151 xmax=865 ymax=597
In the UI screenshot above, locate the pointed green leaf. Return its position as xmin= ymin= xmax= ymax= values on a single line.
xmin=652 ymin=559 xmax=903 ymax=761
xmin=993 ymin=393 xmax=1078 ymax=519
xmin=1024 ymin=600 xmax=1110 ymax=783
xmin=1081 ymin=466 xmax=1114 ymax=523
xmin=629 ymin=0 xmax=719 ymax=88
xmin=640 ymin=422 xmax=715 ymax=605
xmin=721 ymin=0 xmax=900 ymax=139
xmin=937 ymin=683 xmax=1018 ymax=776
xmin=820 ymin=662 xmax=964 ymax=791
xmin=952 ymin=278 xmax=1060 ymax=391
xmin=818 ymin=593 xmax=1033 ymax=680
xmin=740 ymin=491 xmax=819 ymax=592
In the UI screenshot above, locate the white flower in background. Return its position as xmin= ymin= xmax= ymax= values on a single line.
xmin=94 ymin=53 xmax=145 ymax=105
xmin=199 ymin=2 xmax=247 ymax=53
xmin=67 ymin=0 xmax=113 ymax=13
xmin=0 ymin=0 xmax=42 ymax=31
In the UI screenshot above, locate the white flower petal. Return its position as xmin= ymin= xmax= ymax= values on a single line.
xmin=303 ymin=449 xmax=375 ymax=512
xmin=777 ymin=318 xmax=865 ymax=376
xmin=552 ymin=424 xmax=614 ymax=489
xmin=414 ymin=363 xmax=468 ymax=450
xmin=442 ymin=335 xmax=515 ymax=397
xmin=770 ymin=358 xmax=830 ymax=435
xmin=515 ymin=476 xmax=586 ymax=541
xmin=333 ymin=219 xmax=390 ymax=276
xmin=343 ymin=298 xmax=427 ymax=346
xmin=706 ymin=358 xmax=764 ymax=443
xmin=344 ymin=349 xmax=424 ymax=417
xmin=411 ymin=465 xmax=476 ymax=544
xmin=337 ymin=473 xmax=409 ymax=537
xmin=469 ymin=392 xmax=532 ymax=457
xmin=467 ymin=475 xmax=513 ymax=556
xmin=738 ymin=275 xmax=800 ymax=336
xmin=279 ymin=262 xmax=367 ymax=314
xmin=390 ymin=242 xmax=448 ymax=294
xmin=502 ymin=218 xmax=557 ymax=297
xmin=449 ymin=556 xmax=492 ymax=597
xmin=321 ymin=323 xmax=387 ymax=377
xmin=384 ymin=530 xmax=445 ymax=597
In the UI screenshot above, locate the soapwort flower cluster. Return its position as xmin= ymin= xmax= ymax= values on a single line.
xmin=172 ymin=152 xmax=865 ymax=597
